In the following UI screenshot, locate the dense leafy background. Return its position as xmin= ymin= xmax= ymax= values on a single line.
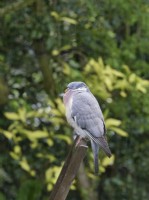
xmin=0 ymin=0 xmax=149 ymax=200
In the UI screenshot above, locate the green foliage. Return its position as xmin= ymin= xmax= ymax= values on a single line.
xmin=16 ymin=179 xmax=42 ymax=200
xmin=0 ymin=0 xmax=149 ymax=199
xmin=0 ymin=193 xmax=6 ymax=200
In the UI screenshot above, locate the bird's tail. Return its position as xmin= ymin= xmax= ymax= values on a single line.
xmin=91 ymin=140 xmax=99 ymax=175
xmin=97 ymin=136 xmax=112 ymax=158
xmin=84 ymin=130 xmax=112 ymax=158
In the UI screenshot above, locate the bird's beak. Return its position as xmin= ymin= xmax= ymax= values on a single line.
xmin=59 ymin=93 xmax=64 ymax=97
xmin=65 ymin=88 xmax=68 ymax=93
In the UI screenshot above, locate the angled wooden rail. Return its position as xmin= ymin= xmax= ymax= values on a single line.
xmin=49 ymin=137 xmax=88 ymax=200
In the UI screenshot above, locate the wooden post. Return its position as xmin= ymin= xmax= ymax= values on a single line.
xmin=49 ymin=137 xmax=88 ymax=200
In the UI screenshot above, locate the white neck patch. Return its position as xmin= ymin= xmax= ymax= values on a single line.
xmin=74 ymin=87 xmax=87 ymax=92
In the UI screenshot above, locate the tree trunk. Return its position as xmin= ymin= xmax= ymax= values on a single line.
xmin=33 ymin=0 xmax=56 ymax=98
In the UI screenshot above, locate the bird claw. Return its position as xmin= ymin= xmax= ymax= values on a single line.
xmin=75 ymin=136 xmax=82 ymax=147
xmin=80 ymin=144 xmax=88 ymax=148
xmin=75 ymin=136 xmax=88 ymax=148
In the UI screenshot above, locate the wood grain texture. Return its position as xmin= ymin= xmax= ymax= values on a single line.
xmin=49 ymin=136 xmax=88 ymax=200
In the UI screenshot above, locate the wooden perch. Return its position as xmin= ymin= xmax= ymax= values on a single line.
xmin=49 ymin=137 xmax=88 ymax=200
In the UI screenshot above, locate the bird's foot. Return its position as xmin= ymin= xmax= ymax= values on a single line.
xmin=75 ymin=136 xmax=82 ymax=147
xmin=80 ymin=144 xmax=88 ymax=148
xmin=75 ymin=136 xmax=88 ymax=148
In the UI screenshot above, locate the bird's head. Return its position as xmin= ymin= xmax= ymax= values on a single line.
xmin=65 ymin=81 xmax=89 ymax=93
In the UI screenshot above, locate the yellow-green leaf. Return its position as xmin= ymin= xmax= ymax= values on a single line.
xmin=47 ymin=183 xmax=53 ymax=191
xmin=60 ymin=45 xmax=71 ymax=51
xmin=63 ymin=62 xmax=71 ymax=75
xmin=52 ymin=49 xmax=59 ymax=56
xmin=4 ymin=112 xmax=20 ymax=120
xmin=30 ymin=170 xmax=36 ymax=176
xmin=55 ymin=98 xmax=65 ymax=114
xmin=129 ymin=73 xmax=137 ymax=83
xmin=111 ymin=127 xmax=128 ymax=137
xmin=136 ymin=83 xmax=147 ymax=93
xmin=120 ymin=90 xmax=127 ymax=97
xmin=46 ymin=138 xmax=54 ymax=146
xmin=99 ymin=166 xmax=105 ymax=173
xmin=0 ymin=129 xmax=12 ymax=139
xmin=18 ymin=107 xmax=26 ymax=122
xmin=31 ymin=130 xmax=49 ymax=139
xmin=61 ymin=17 xmax=77 ymax=24
xmin=55 ymin=134 xmax=72 ymax=144
xmin=112 ymin=69 xmax=125 ymax=78
xmin=104 ymin=78 xmax=113 ymax=91
xmin=30 ymin=141 xmax=38 ymax=149
xmin=14 ymin=145 xmax=21 ymax=154
xmin=22 ymin=130 xmax=49 ymax=140
xmin=10 ymin=152 xmax=20 ymax=160
xmin=102 ymin=155 xmax=115 ymax=167
xmin=19 ymin=157 xmax=31 ymax=172
xmin=51 ymin=11 xmax=60 ymax=20
xmin=105 ymin=118 xmax=121 ymax=128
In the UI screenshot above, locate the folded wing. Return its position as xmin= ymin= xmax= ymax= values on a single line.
xmin=71 ymin=91 xmax=111 ymax=157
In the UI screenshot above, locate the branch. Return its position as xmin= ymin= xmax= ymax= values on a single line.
xmin=33 ymin=0 xmax=56 ymax=98
xmin=0 ymin=0 xmax=36 ymax=16
xmin=49 ymin=137 xmax=88 ymax=200
xmin=33 ymin=40 xmax=56 ymax=98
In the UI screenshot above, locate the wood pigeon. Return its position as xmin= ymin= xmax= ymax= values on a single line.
xmin=63 ymin=81 xmax=111 ymax=174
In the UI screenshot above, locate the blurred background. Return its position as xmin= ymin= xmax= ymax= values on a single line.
xmin=0 ymin=0 xmax=149 ymax=199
